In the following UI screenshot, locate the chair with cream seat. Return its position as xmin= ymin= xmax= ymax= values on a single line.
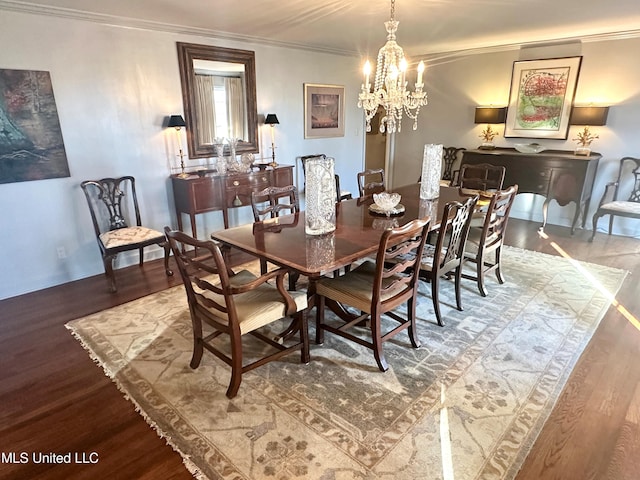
xmin=453 ymin=163 xmax=506 ymax=192
xmin=417 ymin=195 xmax=478 ymax=327
xmin=590 ymin=156 xmax=640 ymax=242
xmin=81 ymin=176 xmax=172 ymax=292
xmin=164 ymin=227 xmax=309 ymax=399
xmin=315 ymin=218 xmax=431 ymax=372
xmin=462 ymin=185 xmax=518 ymax=296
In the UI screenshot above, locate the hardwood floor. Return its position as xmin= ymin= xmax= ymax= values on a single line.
xmin=1 ymin=219 xmax=639 ymax=479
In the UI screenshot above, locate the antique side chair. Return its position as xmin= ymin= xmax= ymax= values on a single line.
xmin=590 ymin=156 xmax=640 ymax=241
xmin=81 ymin=176 xmax=172 ymax=292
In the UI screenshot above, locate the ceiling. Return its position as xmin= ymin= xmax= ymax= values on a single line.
xmin=4 ymin=0 xmax=640 ymax=57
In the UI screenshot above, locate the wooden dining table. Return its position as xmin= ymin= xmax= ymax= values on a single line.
xmin=211 ymin=183 xmax=472 ymax=279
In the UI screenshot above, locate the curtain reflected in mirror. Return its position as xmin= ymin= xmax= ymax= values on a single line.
xmin=177 ymin=42 xmax=258 ymax=159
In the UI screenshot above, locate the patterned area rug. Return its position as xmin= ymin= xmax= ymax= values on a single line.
xmin=67 ymin=246 xmax=627 ymax=480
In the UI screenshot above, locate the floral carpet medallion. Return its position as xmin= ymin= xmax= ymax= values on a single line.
xmin=67 ymin=247 xmax=627 ymax=480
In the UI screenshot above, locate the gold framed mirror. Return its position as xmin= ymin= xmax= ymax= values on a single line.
xmin=177 ymin=42 xmax=258 ymax=159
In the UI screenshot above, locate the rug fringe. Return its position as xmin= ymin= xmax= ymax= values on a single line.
xmin=64 ymin=324 xmax=209 ymax=480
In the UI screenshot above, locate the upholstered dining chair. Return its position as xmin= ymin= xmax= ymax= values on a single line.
xmin=81 ymin=176 xmax=172 ymax=292
xmin=417 ymin=195 xmax=479 ymax=327
xmin=454 ymin=163 xmax=506 ymax=192
xmin=462 ymin=185 xmax=518 ymax=296
xmin=357 ymin=168 xmax=386 ymax=197
xmin=590 ymin=156 xmax=640 ymax=242
xmin=315 ymin=218 xmax=431 ymax=372
xmin=164 ymin=227 xmax=309 ymax=399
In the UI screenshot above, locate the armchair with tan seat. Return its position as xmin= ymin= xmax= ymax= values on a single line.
xmin=165 ymin=227 xmax=309 ymax=399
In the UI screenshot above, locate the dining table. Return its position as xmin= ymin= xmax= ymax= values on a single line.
xmin=211 ymin=183 xmax=474 ymax=280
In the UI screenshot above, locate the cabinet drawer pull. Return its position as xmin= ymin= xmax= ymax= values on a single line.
xmin=261 ymin=176 xmax=267 ymax=182
xmin=233 ymin=180 xmax=240 ymax=186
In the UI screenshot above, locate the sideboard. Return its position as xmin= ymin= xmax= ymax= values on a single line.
xmin=461 ymin=148 xmax=601 ymax=233
xmin=171 ymin=165 xmax=293 ymax=239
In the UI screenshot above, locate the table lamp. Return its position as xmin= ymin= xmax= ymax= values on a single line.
xmin=474 ymin=107 xmax=506 ymax=149
xmin=265 ymin=113 xmax=279 ymax=167
xmin=168 ymin=115 xmax=188 ymax=177
xmin=570 ymin=106 xmax=609 ymax=156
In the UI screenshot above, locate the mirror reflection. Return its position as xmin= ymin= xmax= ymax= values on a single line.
xmin=177 ymin=42 xmax=258 ymax=159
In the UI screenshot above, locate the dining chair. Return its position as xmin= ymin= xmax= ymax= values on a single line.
xmin=250 ymin=184 xmax=301 ymax=287
xmin=462 ymin=185 xmax=518 ymax=296
xmin=454 ymin=163 xmax=506 ymax=191
xmin=164 ymin=227 xmax=309 ymax=399
xmin=299 ymin=154 xmax=352 ymax=201
xmin=417 ymin=195 xmax=479 ymax=327
xmin=590 ymin=156 xmax=640 ymax=242
xmin=81 ymin=176 xmax=172 ymax=292
xmin=315 ymin=218 xmax=431 ymax=372
xmin=357 ymin=168 xmax=386 ymax=197
xmin=442 ymin=146 xmax=466 ymax=182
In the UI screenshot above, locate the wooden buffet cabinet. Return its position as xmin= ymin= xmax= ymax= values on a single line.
xmin=461 ymin=148 xmax=601 ymax=233
xmin=171 ymin=165 xmax=293 ymax=239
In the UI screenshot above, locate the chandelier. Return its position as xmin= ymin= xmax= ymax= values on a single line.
xmin=358 ymin=0 xmax=427 ymax=134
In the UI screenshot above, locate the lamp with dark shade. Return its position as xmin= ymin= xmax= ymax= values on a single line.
xmin=474 ymin=107 xmax=506 ymax=149
xmin=570 ymin=106 xmax=609 ymax=126
xmin=570 ymin=106 xmax=609 ymax=156
xmin=265 ymin=113 xmax=279 ymax=167
xmin=167 ymin=114 xmax=188 ymax=177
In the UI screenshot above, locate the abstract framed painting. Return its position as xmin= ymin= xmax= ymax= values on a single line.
xmin=304 ymin=83 xmax=345 ymax=139
xmin=504 ymin=56 xmax=582 ymax=139
xmin=0 ymin=68 xmax=70 ymax=184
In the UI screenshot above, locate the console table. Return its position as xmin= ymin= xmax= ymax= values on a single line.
xmin=461 ymin=148 xmax=601 ymax=233
xmin=171 ymin=165 xmax=293 ymax=239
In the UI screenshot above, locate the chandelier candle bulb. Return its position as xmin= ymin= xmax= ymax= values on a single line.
xmin=417 ymin=61 xmax=424 ymax=85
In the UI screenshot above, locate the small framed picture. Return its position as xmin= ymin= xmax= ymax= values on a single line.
xmin=504 ymin=56 xmax=582 ymax=139
xmin=304 ymin=83 xmax=345 ymax=139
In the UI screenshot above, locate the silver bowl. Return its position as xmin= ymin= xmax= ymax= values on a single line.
xmin=514 ymin=143 xmax=546 ymax=154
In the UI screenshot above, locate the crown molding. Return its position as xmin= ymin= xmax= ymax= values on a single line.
xmin=0 ymin=0 xmax=358 ymax=57
xmin=2 ymin=0 xmax=640 ymax=59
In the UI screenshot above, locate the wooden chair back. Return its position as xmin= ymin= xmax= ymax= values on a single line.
xmin=457 ymin=163 xmax=506 ymax=191
xmin=357 ymin=168 xmax=386 ymax=197
xmin=251 ymin=184 xmax=300 ymax=222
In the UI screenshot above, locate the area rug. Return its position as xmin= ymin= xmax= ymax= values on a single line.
xmin=66 ymin=246 xmax=627 ymax=480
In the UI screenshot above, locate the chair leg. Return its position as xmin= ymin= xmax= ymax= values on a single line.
xmin=103 ymin=255 xmax=117 ymax=293
xmin=476 ymin=251 xmax=488 ymax=297
xmin=407 ymin=298 xmax=421 ymax=349
xmin=163 ymin=242 xmax=173 ymax=276
xmin=370 ymin=314 xmax=389 ymax=372
xmin=608 ymin=214 xmax=615 ymax=235
xmin=139 ymin=247 xmax=144 ymax=266
xmin=189 ymin=314 xmax=204 ymax=369
xmin=226 ymin=334 xmax=243 ymax=399
xmin=494 ymin=246 xmax=505 ymax=284
xmin=431 ymin=276 xmax=445 ymax=327
xmin=454 ymin=267 xmax=464 ymax=310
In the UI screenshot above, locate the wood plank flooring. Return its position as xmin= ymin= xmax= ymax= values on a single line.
xmin=1 ymin=219 xmax=639 ymax=479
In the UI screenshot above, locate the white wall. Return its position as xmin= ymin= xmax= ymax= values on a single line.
xmin=394 ymin=38 xmax=640 ymax=236
xmin=0 ymin=10 xmax=365 ymax=299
